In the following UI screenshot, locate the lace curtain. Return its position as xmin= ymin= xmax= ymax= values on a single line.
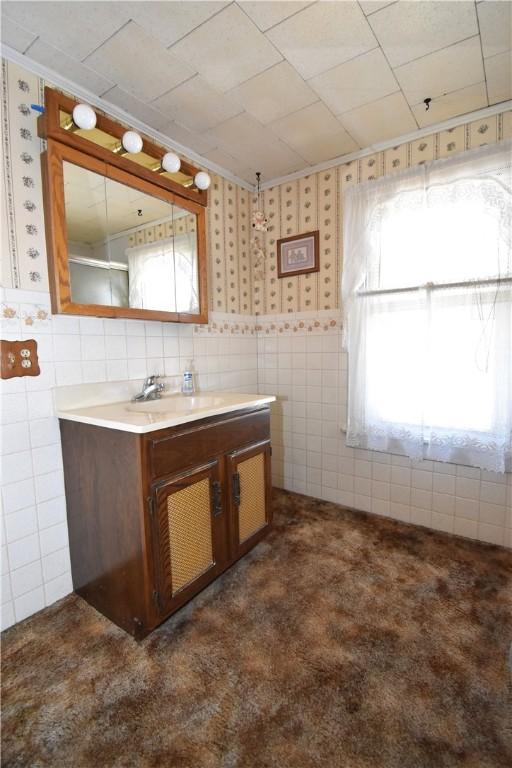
xmin=342 ymin=140 xmax=512 ymax=473
xmin=173 ymin=232 xmax=199 ymax=313
xmin=126 ymin=232 xmax=198 ymax=314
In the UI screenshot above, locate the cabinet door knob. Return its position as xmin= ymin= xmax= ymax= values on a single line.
xmin=212 ymin=480 xmax=223 ymax=516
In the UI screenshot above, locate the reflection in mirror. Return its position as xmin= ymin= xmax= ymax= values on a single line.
xmin=125 ymin=201 xmax=198 ymax=314
xmin=63 ymin=161 xmax=199 ymax=314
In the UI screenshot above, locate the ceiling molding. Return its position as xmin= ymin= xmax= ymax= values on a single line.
xmin=258 ymin=100 xmax=512 ymax=190
xmin=1 ymin=44 xmax=255 ymax=192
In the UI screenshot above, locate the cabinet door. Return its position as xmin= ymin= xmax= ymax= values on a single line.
xmin=227 ymin=441 xmax=272 ymax=559
xmin=151 ymin=460 xmax=228 ymax=617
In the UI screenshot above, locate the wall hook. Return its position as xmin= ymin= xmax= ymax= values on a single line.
xmin=424 ymin=97 xmax=432 ymax=112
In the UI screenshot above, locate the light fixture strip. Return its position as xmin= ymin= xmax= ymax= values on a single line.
xmin=70 ymin=103 xmax=210 ymax=190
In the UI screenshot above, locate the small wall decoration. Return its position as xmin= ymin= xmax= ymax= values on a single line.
xmin=251 ymin=209 xmax=268 ymax=231
xmin=277 ymin=231 xmax=319 ymax=278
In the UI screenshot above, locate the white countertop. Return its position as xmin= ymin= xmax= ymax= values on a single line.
xmin=55 ymin=389 xmax=276 ymax=434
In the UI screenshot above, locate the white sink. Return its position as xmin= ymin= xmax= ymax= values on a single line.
xmin=126 ymin=394 xmax=226 ymax=414
xmin=55 ymin=386 xmax=276 ymax=434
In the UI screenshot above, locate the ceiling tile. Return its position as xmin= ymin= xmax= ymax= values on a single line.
xmin=293 ymin=129 xmax=359 ymax=165
xmin=411 ymin=82 xmax=488 ymax=128
xmin=477 ymin=1 xmax=512 ymax=58
xmin=125 ymin=1 xmax=229 ymax=47
xmin=266 ymin=2 xmax=377 ymax=79
xmin=2 ymin=1 xmax=131 ymax=60
xmin=206 ymin=113 xmax=304 ymax=177
xmin=394 ymin=36 xmax=485 ymax=106
xmin=484 ymin=50 xmax=512 ymax=105
xmin=203 ymin=148 xmax=258 ymax=183
xmin=169 ymin=4 xmax=282 ymax=93
xmin=227 ymin=61 xmax=318 ymax=125
xmin=239 ymin=1 xmax=313 ymax=32
xmin=309 ymin=48 xmax=398 ymax=116
xmin=164 ymin=121 xmax=219 ymax=156
xmin=248 ymin=140 xmax=306 ymax=179
xmin=359 ymin=1 xmax=397 ymax=14
xmin=269 ymin=101 xmax=359 ymax=163
xmin=0 ymin=16 xmax=37 ymax=53
xmin=270 ymin=101 xmax=348 ymax=146
xmin=101 ymin=87 xmax=173 ymax=132
xmin=24 ymin=39 xmax=114 ymax=96
xmin=339 ymin=91 xmax=417 ymax=146
xmin=205 ymin=113 xmax=266 ymax=154
xmin=205 ymin=112 xmax=267 ymax=153
xmin=152 ymin=75 xmax=242 ymax=133
xmin=84 ymin=21 xmax=196 ymax=102
xmin=368 ymin=1 xmax=478 ymax=67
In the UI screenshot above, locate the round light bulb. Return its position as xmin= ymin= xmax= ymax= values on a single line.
xmin=122 ymin=130 xmax=143 ymax=154
xmin=194 ymin=171 xmax=211 ymax=190
xmin=161 ymin=152 xmax=181 ymax=173
xmin=72 ymin=103 xmax=96 ymax=130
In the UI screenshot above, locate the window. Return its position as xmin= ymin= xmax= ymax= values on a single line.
xmin=342 ymin=141 xmax=512 ymax=473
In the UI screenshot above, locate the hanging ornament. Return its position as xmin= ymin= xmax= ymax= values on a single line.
xmin=251 ymin=172 xmax=267 ymax=282
xmin=251 ymin=172 xmax=268 ymax=232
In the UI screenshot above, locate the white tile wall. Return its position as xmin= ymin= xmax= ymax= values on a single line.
xmin=0 ymin=289 xmax=258 ymax=630
xmin=257 ymin=310 xmax=512 ymax=553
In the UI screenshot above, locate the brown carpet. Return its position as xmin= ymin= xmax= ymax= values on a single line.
xmin=2 ymin=489 xmax=512 ymax=768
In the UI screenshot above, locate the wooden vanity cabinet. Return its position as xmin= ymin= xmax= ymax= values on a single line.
xmin=59 ymin=405 xmax=272 ymax=639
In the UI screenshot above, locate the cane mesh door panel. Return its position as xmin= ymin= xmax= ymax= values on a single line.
xmin=166 ymin=477 xmax=213 ymax=594
xmin=238 ymin=452 xmax=266 ymax=543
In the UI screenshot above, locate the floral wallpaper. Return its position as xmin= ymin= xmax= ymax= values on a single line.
xmin=1 ymin=60 xmax=48 ymax=292
xmin=208 ymin=175 xmax=252 ymax=315
xmin=254 ymin=110 xmax=512 ymax=315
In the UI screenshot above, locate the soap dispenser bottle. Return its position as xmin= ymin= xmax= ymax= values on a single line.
xmin=182 ymin=361 xmax=195 ymax=395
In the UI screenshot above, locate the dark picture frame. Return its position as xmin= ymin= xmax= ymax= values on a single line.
xmin=276 ymin=230 xmax=320 ymax=278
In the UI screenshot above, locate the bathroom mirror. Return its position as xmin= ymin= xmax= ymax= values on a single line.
xmin=42 ymin=139 xmax=207 ymax=323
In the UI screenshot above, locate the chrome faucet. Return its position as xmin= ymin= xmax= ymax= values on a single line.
xmin=132 ymin=375 xmax=165 ymax=402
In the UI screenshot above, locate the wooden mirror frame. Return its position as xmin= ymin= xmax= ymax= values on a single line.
xmin=39 ymin=88 xmax=208 ymax=324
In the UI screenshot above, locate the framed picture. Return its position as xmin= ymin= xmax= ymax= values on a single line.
xmin=277 ymin=230 xmax=319 ymax=278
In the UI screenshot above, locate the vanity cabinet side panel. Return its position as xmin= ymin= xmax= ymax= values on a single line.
xmin=59 ymin=421 xmax=151 ymax=636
